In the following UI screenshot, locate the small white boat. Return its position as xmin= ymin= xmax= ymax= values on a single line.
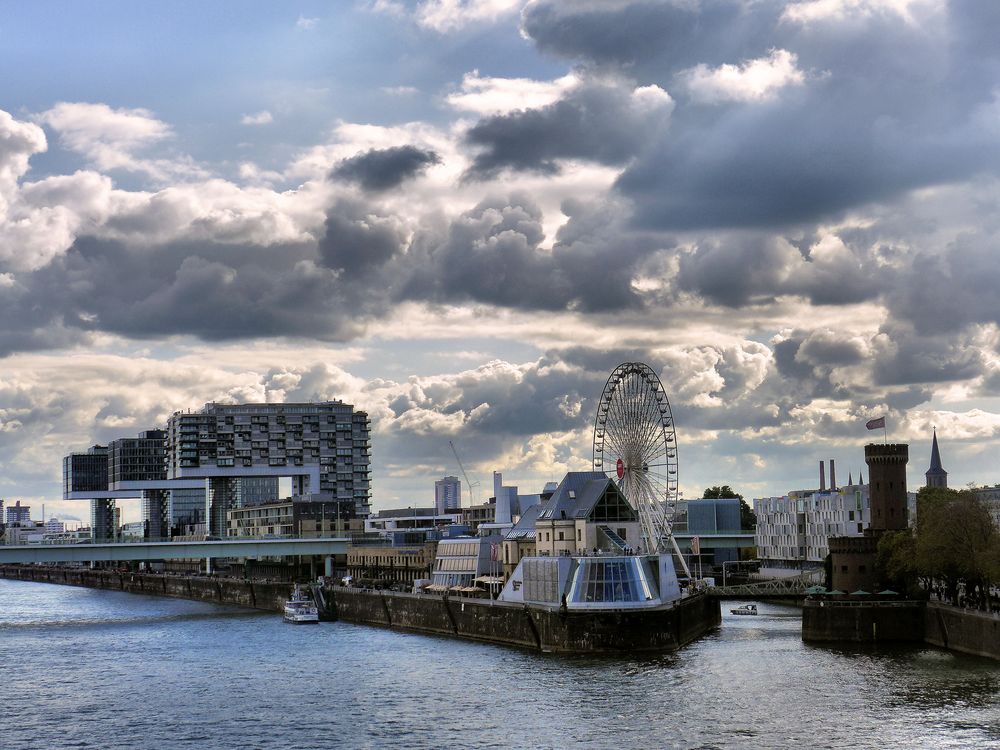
xmin=284 ymin=586 xmax=320 ymax=624
xmin=730 ymin=604 xmax=758 ymax=616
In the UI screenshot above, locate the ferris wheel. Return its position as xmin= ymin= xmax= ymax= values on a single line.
xmin=592 ymin=362 xmax=689 ymax=572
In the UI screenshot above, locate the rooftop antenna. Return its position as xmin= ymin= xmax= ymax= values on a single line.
xmin=449 ymin=440 xmax=480 ymax=506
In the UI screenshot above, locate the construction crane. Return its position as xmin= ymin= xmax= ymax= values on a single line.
xmin=449 ymin=440 xmax=480 ymax=506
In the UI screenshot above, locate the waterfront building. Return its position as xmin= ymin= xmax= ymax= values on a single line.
xmin=461 ymin=500 xmax=496 ymax=531
xmin=534 ymin=471 xmax=642 ymax=556
xmin=167 ymin=401 xmax=371 ymax=536
xmin=3 ymin=521 xmax=45 ymax=545
xmin=347 ymin=539 xmax=439 ymax=587
xmin=365 ymin=507 xmax=462 ymax=535
xmin=5 ymin=500 xmax=31 ymax=526
xmin=829 ymin=443 xmax=910 ymax=592
xmin=121 ymin=521 xmax=147 ymax=540
xmin=428 ymin=534 xmax=503 ymax=592
xmin=44 ymin=517 xmax=65 ymax=534
xmin=434 ymin=476 xmax=461 ymax=514
xmin=754 ymin=482 xmax=871 ymax=572
xmin=924 ymin=429 xmax=948 ymax=488
xmin=63 ymin=445 xmax=116 ymax=542
xmin=676 ymin=498 xmax=755 ymax=571
xmin=226 ymin=495 xmax=357 ymax=538
xmin=501 ymin=504 xmax=541 ymax=578
xmin=40 ymin=528 xmax=92 ymax=545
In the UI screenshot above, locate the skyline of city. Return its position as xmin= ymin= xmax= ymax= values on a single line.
xmin=3 ymin=3 xmax=1000 ymax=524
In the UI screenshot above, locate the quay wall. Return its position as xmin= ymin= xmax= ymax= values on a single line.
xmin=326 ymin=586 xmax=720 ymax=654
xmin=0 ymin=565 xmax=290 ymax=613
xmin=924 ymin=602 xmax=1000 ymax=661
xmin=803 ymin=598 xmax=1000 ymax=661
xmin=802 ymin=600 xmax=925 ymax=643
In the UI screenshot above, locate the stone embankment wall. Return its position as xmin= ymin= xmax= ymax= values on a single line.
xmin=924 ymin=602 xmax=1000 ymax=660
xmin=802 ymin=600 xmax=925 ymax=643
xmin=803 ymin=598 xmax=1000 ymax=662
xmin=0 ymin=565 xmax=290 ymax=613
xmin=326 ymin=586 xmax=720 ymax=653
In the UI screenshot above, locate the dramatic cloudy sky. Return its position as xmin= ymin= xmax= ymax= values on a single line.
xmin=2 ymin=0 xmax=999 ymax=524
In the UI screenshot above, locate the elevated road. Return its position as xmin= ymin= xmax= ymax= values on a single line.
xmin=0 ymin=537 xmax=348 ymax=564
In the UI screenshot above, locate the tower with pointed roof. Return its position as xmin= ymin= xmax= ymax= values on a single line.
xmin=925 ymin=429 xmax=948 ymax=489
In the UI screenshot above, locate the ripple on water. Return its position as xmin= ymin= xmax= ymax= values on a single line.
xmin=2 ymin=581 xmax=1000 ymax=749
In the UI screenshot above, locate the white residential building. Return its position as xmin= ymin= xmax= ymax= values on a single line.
xmin=754 ymin=484 xmax=871 ymax=571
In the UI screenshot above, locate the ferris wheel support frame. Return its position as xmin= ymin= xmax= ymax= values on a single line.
xmin=592 ymin=362 xmax=692 ymax=579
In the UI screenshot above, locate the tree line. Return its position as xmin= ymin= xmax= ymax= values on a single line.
xmin=877 ymin=486 xmax=999 ymax=609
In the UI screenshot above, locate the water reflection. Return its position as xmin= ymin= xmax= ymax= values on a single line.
xmin=2 ymin=581 xmax=1000 ymax=749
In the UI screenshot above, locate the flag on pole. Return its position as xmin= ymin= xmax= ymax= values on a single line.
xmin=866 ymin=416 xmax=886 ymax=430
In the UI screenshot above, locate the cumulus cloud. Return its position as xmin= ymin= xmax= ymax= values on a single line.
xmin=781 ymin=0 xmax=938 ymax=25
xmin=522 ymin=0 xmax=1000 ymax=230
xmin=676 ymin=49 xmax=806 ymax=104
xmin=34 ymin=102 xmax=201 ymax=182
xmin=446 ymin=71 xmax=580 ymax=115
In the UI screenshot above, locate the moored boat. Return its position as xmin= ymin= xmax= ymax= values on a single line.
xmin=284 ymin=585 xmax=320 ymax=624
xmin=730 ymin=604 xmax=758 ymax=616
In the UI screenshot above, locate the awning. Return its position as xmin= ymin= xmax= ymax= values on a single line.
xmin=474 ymin=575 xmax=504 ymax=585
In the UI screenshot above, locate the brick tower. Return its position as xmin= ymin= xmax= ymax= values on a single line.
xmin=866 ymin=443 xmax=909 ymax=531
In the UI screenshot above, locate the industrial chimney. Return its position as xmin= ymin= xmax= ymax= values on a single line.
xmin=829 ymin=459 xmax=837 ymax=490
xmin=819 ymin=461 xmax=826 ymax=491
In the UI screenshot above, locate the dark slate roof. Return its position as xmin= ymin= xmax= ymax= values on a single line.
xmin=536 ymin=471 xmax=617 ymax=521
xmin=927 ymin=429 xmax=947 ymax=476
xmin=504 ymin=503 xmax=541 ymax=541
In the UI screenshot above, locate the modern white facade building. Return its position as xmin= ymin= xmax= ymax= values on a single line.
xmin=754 ymin=484 xmax=871 ymax=570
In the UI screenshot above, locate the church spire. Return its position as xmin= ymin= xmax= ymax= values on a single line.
xmin=848 ymin=471 xmax=853 ymax=486
xmin=925 ymin=428 xmax=948 ymax=488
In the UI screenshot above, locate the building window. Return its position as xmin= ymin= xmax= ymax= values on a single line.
xmin=577 ymin=529 xmax=582 ymax=541
xmin=558 ymin=531 xmax=564 ymax=541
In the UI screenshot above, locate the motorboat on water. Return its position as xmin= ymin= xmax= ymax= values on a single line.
xmin=284 ymin=585 xmax=320 ymax=624
xmin=730 ymin=604 xmax=758 ymax=616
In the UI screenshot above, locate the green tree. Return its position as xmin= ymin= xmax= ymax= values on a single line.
xmin=703 ymin=485 xmax=741 ymax=499
xmin=875 ymin=529 xmax=918 ymax=596
xmin=914 ymin=487 xmax=996 ymax=608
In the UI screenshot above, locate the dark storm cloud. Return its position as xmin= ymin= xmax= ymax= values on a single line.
xmin=0 ymin=234 xmax=381 ymax=349
xmin=399 ymin=195 xmax=662 ymax=312
xmin=873 ymin=325 xmax=985 ymax=387
xmin=463 ymin=81 xmax=671 ymax=179
xmin=520 ymin=0 xmax=1000 ymax=230
xmin=520 ymin=0 xmax=779 ymax=74
xmin=330 ymin=145 xmax=441 ymax=191
xmin=884 ymin=232 xmax=1000 ymax=337
xmin=676 ymin=234 xmax=881 ymax=307
xmin=319 ymin=199 xmax=407 ymax=279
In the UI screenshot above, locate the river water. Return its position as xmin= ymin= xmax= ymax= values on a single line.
xmin=1 ymin=579 xmax=998 ymax=749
